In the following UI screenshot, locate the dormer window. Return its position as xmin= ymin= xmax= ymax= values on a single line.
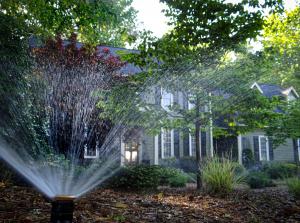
xmin=161 ymin=89 xmax=173 ymax=110
xmin=287 ymin=92 xmax=297 ymax=101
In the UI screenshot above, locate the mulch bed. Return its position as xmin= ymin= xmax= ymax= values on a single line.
xmin=0 ymin=184 xmax=299 ymax=222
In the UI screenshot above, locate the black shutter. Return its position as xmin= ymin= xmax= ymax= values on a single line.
xmin=155 ymin=87 xmax=161 ymax=105
xmin=268 ymin=138 xmax=274 ymax=161
xmin=174 ymin=130 xmax=180 ymax=158
xmin=173 ymin=92 xmax=179 ymax=105
xmin=253 ymin=136 xmax=260 ymax=162
xmin=201 ymin=131 xmax=207 ymax=157
xmin=183 ymin=130 xmax=190 ymax=156
xmin=293 ymin=139 xmax=299 ymax=164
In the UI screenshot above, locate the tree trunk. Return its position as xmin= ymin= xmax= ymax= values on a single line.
xmin=195 ymin=95 xmax=202 ymax=189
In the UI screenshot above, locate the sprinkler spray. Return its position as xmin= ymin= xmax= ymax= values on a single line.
xmin=51 ymin=195 xmax=75 ymax=223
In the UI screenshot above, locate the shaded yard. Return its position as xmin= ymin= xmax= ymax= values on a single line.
xmin=0 ymin=184 xmax=299 ymax=223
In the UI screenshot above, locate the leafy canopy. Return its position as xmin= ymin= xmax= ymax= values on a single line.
xmin=0 ymin=0 xmax=138 ymax=46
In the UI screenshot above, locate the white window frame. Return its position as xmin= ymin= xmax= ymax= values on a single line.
xmin=189 ymin=133 xmax=195 ymax=157
xmin=161 ymin=129 xmax=174 ymax=159
xmin=84 ymin=147 xmax=99 ymax=159
xmin=258 ymin=135 xmax=269 ymax=161
xmin=161 ymin=88 xmax=173 ymax=111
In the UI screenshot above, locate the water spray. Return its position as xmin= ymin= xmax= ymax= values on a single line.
xmin=51 ymin=195 xmax=75 ymax=223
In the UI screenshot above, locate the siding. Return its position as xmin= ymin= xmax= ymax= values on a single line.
xmin=241 ymin=130 xmax=295 ymax=162
xmin=273 ymin=139 xmax=295 ymax=162
xmin=142 ymin=133 xmax=155 ymax=165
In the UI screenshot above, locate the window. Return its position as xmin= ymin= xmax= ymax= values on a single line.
xmin=124 ymin=142 xmax=139 ymax=164
xmin=161 ymin=89 xmax=173 ymax=110
xmin=259 ymin=136 xmax=269 ymax=161
xmin=161 ymin=129 xmax=174 ymax=158
xmin=188 ymin=94 xmax=195 ymax=110
xmin=189 ymin=134 xmax=196 ymax=156
xmin=84 ymin=146 xmax=99 ymax=159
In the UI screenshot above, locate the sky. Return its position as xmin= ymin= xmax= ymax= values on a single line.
xmin=132 ymin=0 xmax=299 ymax=38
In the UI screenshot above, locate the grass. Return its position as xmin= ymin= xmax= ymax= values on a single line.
xmin=286 ymin=177 xmax=300 ymax=199
xmin=201 ymin=157 xmax=244 ymax=196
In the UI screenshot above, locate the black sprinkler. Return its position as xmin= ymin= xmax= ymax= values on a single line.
xmin=51 ymin=196 xmax=75 ymax=223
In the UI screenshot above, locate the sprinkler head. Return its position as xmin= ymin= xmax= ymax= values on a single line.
xmin=51 ymin=195 xmax=75 ymax=223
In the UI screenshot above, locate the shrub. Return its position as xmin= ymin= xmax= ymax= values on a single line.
xmin=108 ymin=165 xmax=161 ymax=190
xmin=246 ymin=171 xmax=275 ymax=189
xmin=263 ymin=162 xmax=298 ymax=179
xmin=242 ymin=148 xmax=255 ymax=168
xmin=201 ymin=157 xmax=243 ymax=196
xmin=168 ymin=174 xmax=188 ymax=187
xmin=286 ymin=178 xmax=300 ymax=199
xmin=158 ymin=167 xmax=183 ymax=186
xmin=185 ymin=172 xmax=197 ymax=183
xmin=159 ymin=157 xmax=198 ymax=172
xmin=232 ymin=162 xmax=246 ymax=176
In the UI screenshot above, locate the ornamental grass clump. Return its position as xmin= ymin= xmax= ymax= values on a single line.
xmin=286 ymin=177 xmax=300 ymax=199
xmin=202 ymin=157 xmax=244 ymax=196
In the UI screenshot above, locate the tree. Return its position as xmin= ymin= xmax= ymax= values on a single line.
xmin=153 ymin=0 xmax=284 ymax=189
xmin=0 ymin=0 xmax=138 ymax=46
xmin=33 ymin=34 xmax=126 ymax=159
xmin=262 ymin=6 xmax=300 ymax=89
xmin=0 ymin=12 xmax=47 ymax=155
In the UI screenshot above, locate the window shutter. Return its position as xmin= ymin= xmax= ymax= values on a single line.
xmin=155 ymin=87 xmax=161 ymax=105
xmin=268 ymin=138 xmax=274 ymax=161
xmin=253 ymin=136 xmax=260 ymax=162
xmin=293 ymin=139 xmax=299 ymax=163
xmin=183 ymin=130 xmax=190 ymax=156
xmin=174 ymin=130 xmax=180 ymax=158
xmin=201 ymin=131 xmax=207 ymax=157
xmin=173 ymin=92 xmax=179 ymax=105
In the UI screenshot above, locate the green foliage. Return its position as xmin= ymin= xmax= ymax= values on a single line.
xmin=161 ymin=0 xmax=283 ymax=50
xmin=108 ymin=165 xmax=189 ymax=190
xmin=232 ymin=162 xmax=246 ymax=176
xmin=246 ymin=171 xmax=275 ymax=189
xmin=168 ymin=174 xmax=188 ymax=188
xmin=263 ymin=6 xmax=300 ymax=89
xmin=242 ymin=149 xmax=255 ymax=168
xmin=286 ymin=177 xmax=300 ymax=199
xmin=0 ymin=0 xmax=138 ymax=46
xmin=108 ymin=165 xmax=162 ymax=190
xmin=159 ymin=167 xmax=188 ymax=187
xmin=263 ymin=162 xmax=298 ymax=179
xmin=201 ymin=157 xmax=243 ymax=196
xmin=0 ymin=12 xmax=49 ymax=155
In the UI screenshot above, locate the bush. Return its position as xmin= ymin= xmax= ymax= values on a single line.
xmin=246 ymin=171 xmax=275 ymax=189
xmin=286 ymin=178 xmax=300 ymax=199
xmin=108 ymin=165 xmax=161 ymax=190
xmin=201 ymin=157 xmax=243 ymax=196
xmin=108 ymin=165 xmax=189 ymax=190
xmin=242 ymin=148 xmax=255 ymax=168
xmin=168 ymin=174 xmax=188 ymax=187
xmin=263 ymin=162 xmax=298 ymax=179
xmin=159 ymin=157 xmax=198 ymax=172
xmin=232 ymin=162 xmax=246 ymax=176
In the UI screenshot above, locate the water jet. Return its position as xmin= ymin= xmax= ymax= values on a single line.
xmin=51 ymin=195 xmax=75 ymax=223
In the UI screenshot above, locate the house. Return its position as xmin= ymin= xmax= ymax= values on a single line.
xmin=76 ymin=45 xmax=300 ymax=167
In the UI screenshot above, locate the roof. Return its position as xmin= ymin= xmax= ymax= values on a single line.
xmin=251 ymin=82 xmax=299 ymax=99
xmin=65 ymin=42 xmax=142 ymax=75
xmin=29 ymin=37 xmax=142 ymax=75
